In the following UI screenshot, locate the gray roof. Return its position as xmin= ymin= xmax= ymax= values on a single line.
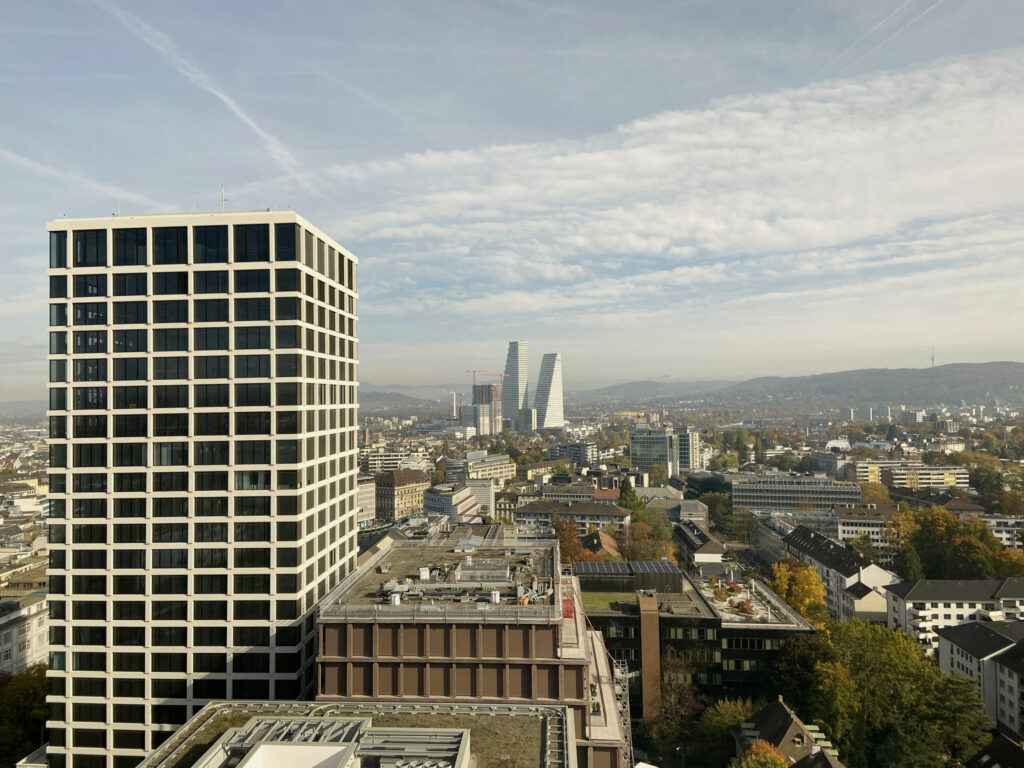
xmin=515 ymin=500 xmax=630 ymax=518
xmin=885 ymin=579 xmax=1014 ymax=602
xmin=935 ymin=621 xmax=1024 ymax=659
xmin=784 ymin=525 xmax=869 ymax=577
xmin=996 ymin=642 xmax=1024 ymax=677
xmin=966 ymin=733 xmax=1024 ymax=768
xmin=844 ymin=582 xmax=874 ymax=599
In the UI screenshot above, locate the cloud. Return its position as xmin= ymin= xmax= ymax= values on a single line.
xmin=93 ymin=0 xmax=320 ymax=197
xmin=0 ymin=148 xmax=164 ymax=209
xmin=305 ymin=48 xmax=1024 ymax=382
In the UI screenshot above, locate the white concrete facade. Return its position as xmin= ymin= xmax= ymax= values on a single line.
xmin=45 ymin=211 xmax=359 ymax=767
xmin=534 ymin=353 xmax=564 ymax=430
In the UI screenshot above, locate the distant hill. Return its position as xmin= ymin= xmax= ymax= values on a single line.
xmin=570 ymin=379 xmax=734 ymax=402
xmin=0 ymin=400 xmax=47 ymax=420
xmin=704 ymin=362 xmax=1024 ymax=405
xmin=360 ymin=390 xmax=447 ymax=416
xmin=361 ymin=382 xmax=461 ymax=402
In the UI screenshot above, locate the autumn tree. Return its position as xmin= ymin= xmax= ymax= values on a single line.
xmin=618 ymin=477 xmax=644 ymax=514
xmin=728 ymin=741 xmax=786 ymax=768
xmin=552 ymin=516 xmax=583 ymax=564
xmin=649 ymin=647 xmax=703 ymax=744
xmin=689 ymin=698 xmax=754 ymax=767
xmin=846 ymin=532 xmax=877 ymax=564
xmin=648 ymin=462 xmax=669 ymax=487
xmin=768 ymin=558 xmax=828 ymax=627
xmin=858 ymin=482 xmax=891 ymax=506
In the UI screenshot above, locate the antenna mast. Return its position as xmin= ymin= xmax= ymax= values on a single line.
xmin=220 ymin=185 xmax=228 ymax=212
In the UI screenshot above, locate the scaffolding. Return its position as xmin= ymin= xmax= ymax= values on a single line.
xmin=612 ymin=660 xmax=633 ymax=768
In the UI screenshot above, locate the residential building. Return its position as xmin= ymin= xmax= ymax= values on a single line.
xmin=857 ymin=406 xmax=874 ymax=421
xmin=935 ymin=620 xmax=1024 ymax=733
xmin=316 ymin=531 xmax=631 ymax=768
xmin=512 ymin=501 xmax=631 ymax=534
xmin=356 ymin=474 xmax=376 ymax=527
xmin=45 ymin=211 xmax=360 ymax=766
xmin=534 ymin=353 xmax=564 ymax=430
xmin=831 ymin=504 xmax=898 ymax=566
xmin=423 ymin=483 xmax=481 ymax=521
xmin=678 ymin=428 xmax=704 ymax=471
xmin=843 ymin=459 xmax=920 ymax=484
xmin=674 ymin=521 xmax=726 ymax=575
xmin=732 ymin=476 xmax=861 ymax=514
xmin=886 ymin=579 xmax=1024 ymax=653
xmin=966 ymin=734 xmax=1024 ymax=768
xmin=0 ymin=591 xmax=47 ymax=674
xmin=783 ymin=526 xmax=899 ymax=619
xmin=993 ymin=643 xmax=1024 ymax=740
xmin=882 ymin=464 xmax=969 ymax=490
xmin=375 ymin=469 xmax=430 ymax=522
xmin=732 ymin=696 xmax=845 ymax=767
xmin=501 ymin=341 xmax=529 ymax=432
xmin=550 ymin=441 xmax=598 ymax=467
xmin=629 ymin=428 xmax=677 ymax=475
xmin=957 ymin=511 xmax=1024 ymax=548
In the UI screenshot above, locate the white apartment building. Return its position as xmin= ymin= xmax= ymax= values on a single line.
xmin=549 ymin=441 xmax=597 ymax=467
xmin=886 ymin=580 xmax=1024 ymax=654
xmin=445 ymin=451 xmax=516 ymax=484
xmin=935 ymin=620 xmax=1024 ymax=735
xmin=678 ymin=428 xmax=705 ymax=471
xmin=46 ymin=211 xmax=359 ymax=767
xmin=0 ymin=591 xmax=48 ymax=674
xmin=732 ymin=476 xmax=862 ymax=514
xmin=831 ymin=504 xmax=898 ymax=566
xmin=356 ymin=474 xmax=376 ymax=527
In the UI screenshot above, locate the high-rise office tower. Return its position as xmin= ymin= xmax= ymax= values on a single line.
xmin=678 ymin=428 xmax=704 ymax=471
xmin=470 ymin=383 xmax=502 ymax=436
xmin=534 ymin=352 xmax=564 ymax=430
xmin=45 ymin=212 xmax=359 ymax=767
xmin=501 ymin=341 xmax=528 ymax=431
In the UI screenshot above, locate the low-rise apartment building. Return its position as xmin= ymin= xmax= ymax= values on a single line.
xmin=550 ymin=441 xmax=598 ymax=467
xmin=783 ymin=525 xmax=899 ymax=619
xmin=886 ymin=579 xmax=1024 ymax=653
xmin=512 ymin=501 xmax=631 ymax=534
xmin=0 ymin=590 xmax=47 ymax=674
xmin=831 ymin=504 xmax=898 ymax=566
xmin=446 ymin=451 xmax=517 ymax=484
xmin=357 ymin=474 xmax=377 ymax=527
xmin=424 ymin=483 xmax=481 ymax=521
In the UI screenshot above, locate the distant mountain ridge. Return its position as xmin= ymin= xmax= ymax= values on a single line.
xmin=704 ymin=362 xmax=1024 ymax=405
xmin=567 ymin=362 xmax=1024 ymax=406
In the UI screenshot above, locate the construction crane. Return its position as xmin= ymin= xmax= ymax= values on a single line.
xmin=466 ymin=369 xmax=508 ymax=387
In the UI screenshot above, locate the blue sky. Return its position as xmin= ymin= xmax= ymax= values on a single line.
xmin=2 ymin=1 xmax=1023 ymax=397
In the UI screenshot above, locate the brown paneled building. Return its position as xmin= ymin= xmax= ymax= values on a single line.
xmin=317 ymin=526 xmax=630 ymax=768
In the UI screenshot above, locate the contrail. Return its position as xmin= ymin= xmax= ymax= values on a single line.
xmin=92 ymin=0 xmax=321 ymax=198
xmin=0 ymin=147 xmax=164 ymax=209
xmin=834 ymin=0 xmax=946 ymax=77
xmin=821 ymin=0 xmax=915 ymax=74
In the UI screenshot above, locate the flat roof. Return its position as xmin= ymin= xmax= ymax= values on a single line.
xmin=321 ymin=535 xmax=562 ymax=621
xmin=140 ymin=702 xmax=563 ymax=768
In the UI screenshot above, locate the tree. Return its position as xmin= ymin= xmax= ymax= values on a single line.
xmin=552 ymin=516 xmax=582 ymax=563
xmin=859 ymin=482 xmax=891 ymax=506
xmin=0 ymin=664 xmax=48 ymax=768
xmin=764 ymin=633 xmax=838 ymax=717
xmin=728 ymin=741 xmax=786 ymax=768
xmin=847 ymin=532 xmax=877 ymax=564
xmin=769 ymin=558 xmax=827 ymax=627
xmin=893 ymin=544 xmax=925 ymax=580
xmin=690 ymin=699 xmax=754 ymax=768
xmin=648 ymin=462 xmax=668 ymax=487
xmin=618 ymin=477 xmax=644 ymax=514
xmin=649 ymin=647 xmax=703 ymax=744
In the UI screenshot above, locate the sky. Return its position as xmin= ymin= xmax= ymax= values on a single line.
xmin=2 ymin=0 xmax=1023 ymax=397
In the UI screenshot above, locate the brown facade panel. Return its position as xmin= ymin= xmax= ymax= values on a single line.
xmin=508 ymin=665 xmax=530 ymax=698
xmin=481 ymin=664 xmax=503 ymax=697
xmin=322 ymin=625 xmax=342 ymax=657
xmin=406 ymin=626 xmax=425 ymax=656
xmin=564 ymin=665 xmax=584 ymax=699
xmin=482 ymin=626 xmax=502 ymax=656
xmin=536 ymin=665 xmax=558 ymax=698
xmin=454 ymin=625 xmax=476 ymax=657
xmin=321 ymin=663 xmax=342 ymax=696
xmin=379 ymin=625 xmax=399 ymax=656
xmin=429 ymin=665 xmax=449 ymax=696
xmin=535 ymin=626 xmax=557 ymax=658
xmin=455 ymin=664 xmax=476 ymax=696
xmin=403 ymin=664 xmax=423 ymax=695
xmin=351 ymin=663 xmax=373 ymax=695
xmin=508 ymin=626 xmax=528 ymax=657
xmin=428 ymin=626 xmax=447 ymax=657
xmin=379 ymin=664 xmax=398 ymax=695
xmin=352 ymin=624 xmax=373 ymax=656
xmin=590 ymin=747 xmax=617 ymax=768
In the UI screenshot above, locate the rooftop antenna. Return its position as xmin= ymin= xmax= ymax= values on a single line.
xmin=220 ymin=185 xmax=228 ymax=212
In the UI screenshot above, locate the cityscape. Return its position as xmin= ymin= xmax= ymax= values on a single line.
xmin=2 ymin=3 xmax=1024 ymax=768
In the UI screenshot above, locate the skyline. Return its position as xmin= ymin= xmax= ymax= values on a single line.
xmin=3 ymin=2 xmax=1024 ymax=397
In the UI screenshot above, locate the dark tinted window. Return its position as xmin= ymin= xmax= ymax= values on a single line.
xmin=112 ymin=229 xmax=146 ymax=266
xmin=73 ymin=230 xmax=106 ymax=267
xmin=194 ymin=225 xmax=228 ymax=263
xmin=153 ymin=227 xmax=187 ymax=264
xmin=234 ymin=223 xmax=270 ymax=262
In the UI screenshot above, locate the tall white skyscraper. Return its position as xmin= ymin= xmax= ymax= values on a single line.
xmin=45 ymin=211 xmax=359 ymax=767
xmin=534 ymin=352 xmax=564 ymax=429
xmin=501 ymin=340 xmax=528 ymax=431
